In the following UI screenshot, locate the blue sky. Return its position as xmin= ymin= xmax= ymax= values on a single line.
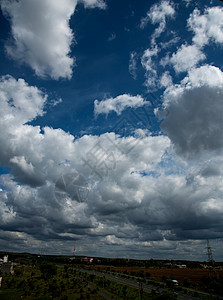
xmin=0 ymin=0 xmax=223 ymax=260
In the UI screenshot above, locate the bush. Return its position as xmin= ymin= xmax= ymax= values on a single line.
xmin=39 ymin=262 xmax=57 ymax=279
xmin=183 ymin=277 xmax=191 ymax=288
xmin=146 ymin=272 xmax=151 ymax=278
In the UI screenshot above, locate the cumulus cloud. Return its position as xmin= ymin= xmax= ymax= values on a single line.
xmin=188 ymin=6 xmax=223 ymax=47
xmin=1 ymin=0 xmax=76 ymax=80
xmin=160 ymin=44 xmax=206 ymax=75
xmin=0 ymin=0 xmax=106 ymax=80
xmin=160 ymin=65 xmax=223 ymax=158
xmin=94 ymin=94 xmax=146 ymax=116
xmin=1 ymin=74 xmax=223 ymax=258
xmin=0 ymin=75 xmax=170 ymax=256
xmin=0 ymin=75 xmax=98 ymax=243
xmin=0 ymin=75 xmax=46 ymax=125
xmin=0 ymin=82 xmax=174 ymax=254
xmin=0 ymin=75 xmax=75 ymax=185
xmin=169 ymin=44 xmax=206 ymax=73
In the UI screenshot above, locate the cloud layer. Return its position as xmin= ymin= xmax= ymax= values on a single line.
xmin=0 ymin=72 xmax=223 ymax=259
xmin=1 ymin=0 xmax=223 ymax=260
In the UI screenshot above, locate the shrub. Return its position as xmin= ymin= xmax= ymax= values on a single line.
xmin=183 ymin=277 xmax=191 ymax=288
xmin=39 ymin=262 xmax=57 ymax=279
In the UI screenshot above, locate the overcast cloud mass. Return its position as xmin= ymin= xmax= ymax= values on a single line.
xmin=0 ymin=0 xmax=223 ymax=261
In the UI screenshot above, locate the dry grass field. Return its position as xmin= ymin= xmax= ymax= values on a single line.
xmin=94 ymin=265 xmax=223 ymax=285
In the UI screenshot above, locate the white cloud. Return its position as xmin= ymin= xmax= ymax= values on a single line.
xmin=169 ymin=44 xmax=206 ymax=73
xmin=129 ymin=51 xmax=138 ymax=80
xmin=140 ymin=0 xmax=175 ymax=45
xmin=80 ymin=0 xmax=106 ymax=9
xmin=1 ymin=0 xmax=76 ymax=80
xmin=182 ymin=64 xmax=223 ymax=88
xmin=0 ymin=75 xmax=46 ymax=125
xmin=149 ymin=0 xmax=175 ymax=24
xmin=159 ymin=35 xmax=180 ymax=49
xmin=159 ymin=53 xmax=170 ymax=68
xmin=141 ymin=46 xmax=159 ymax=89
xmin=160 ymin=71 xmax=172 ymax=88
xmin=142 ymin=5 xmax=223 ymax=93
xmin=0 ymin=0 xmax=106 ymax=80
xmin=94 ymin=94 xmax=146 ymax=116
xmin=0 ymin=75 xmax=75 ymax=186
xmin=161 ymin=65 xmax=223 ymax=158
xmin=188 ymin=6 xmax=223 ymax=47
xmin=140 ymin=0 xmax=175 ymax=29
xmin=141 ymin=47 xmax=159 ymax=72
xmin=140 ymin=1 xmax=175 ymax=89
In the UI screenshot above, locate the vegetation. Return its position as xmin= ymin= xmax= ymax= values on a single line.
xmin=0 ymin=264 xmax=102 ymax=299
xmin=0 ymin=262 xmax=176 ymax=299
xmin=0 ymin=251 xmax=222 ymax=299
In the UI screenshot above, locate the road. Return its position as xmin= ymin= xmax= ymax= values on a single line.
xmin=75 ymin=268 xmax=208 ymax=300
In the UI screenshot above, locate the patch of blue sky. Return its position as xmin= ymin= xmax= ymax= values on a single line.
xmin=131 ymin=169 xmax=161 ymax=178
xmin=159 ymin=151 xmax=185 ymax=176
xmin=0 ymin=166 xmax=11 ymax=175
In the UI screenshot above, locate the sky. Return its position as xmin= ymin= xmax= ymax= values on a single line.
xmin=0 ymin=0 xmax=223 ymax=261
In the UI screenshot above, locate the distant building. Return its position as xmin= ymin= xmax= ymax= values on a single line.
xmin=0 ymin=255 xmax=14 ymax=274
xmin=0 ymin=262 xmax=14 ymax=274
xmin=177 ymin=264 xmax=187 ymax=268
xmin=81 ymin=257 xmax=93 ymax=264
xmin=0 ymin=255 xmax=8 ymax=265
xmin=3 ymin=255 xmax=8 ymax=263
xmin=164 ymin=263 xmax=175 ymax=268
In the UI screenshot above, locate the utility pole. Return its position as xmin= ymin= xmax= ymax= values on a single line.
xmin=73 ymin=243 xmax=76 ymax=260
xmin=206 ymin=239 xmax=219 ymax=279
xmin=39 ymin=248 xmax=44 ymax=258
xmin=206 ymin=239 xmax=214 ymax=267
xmin=138 ymin=282 xmax=143 ymax=300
